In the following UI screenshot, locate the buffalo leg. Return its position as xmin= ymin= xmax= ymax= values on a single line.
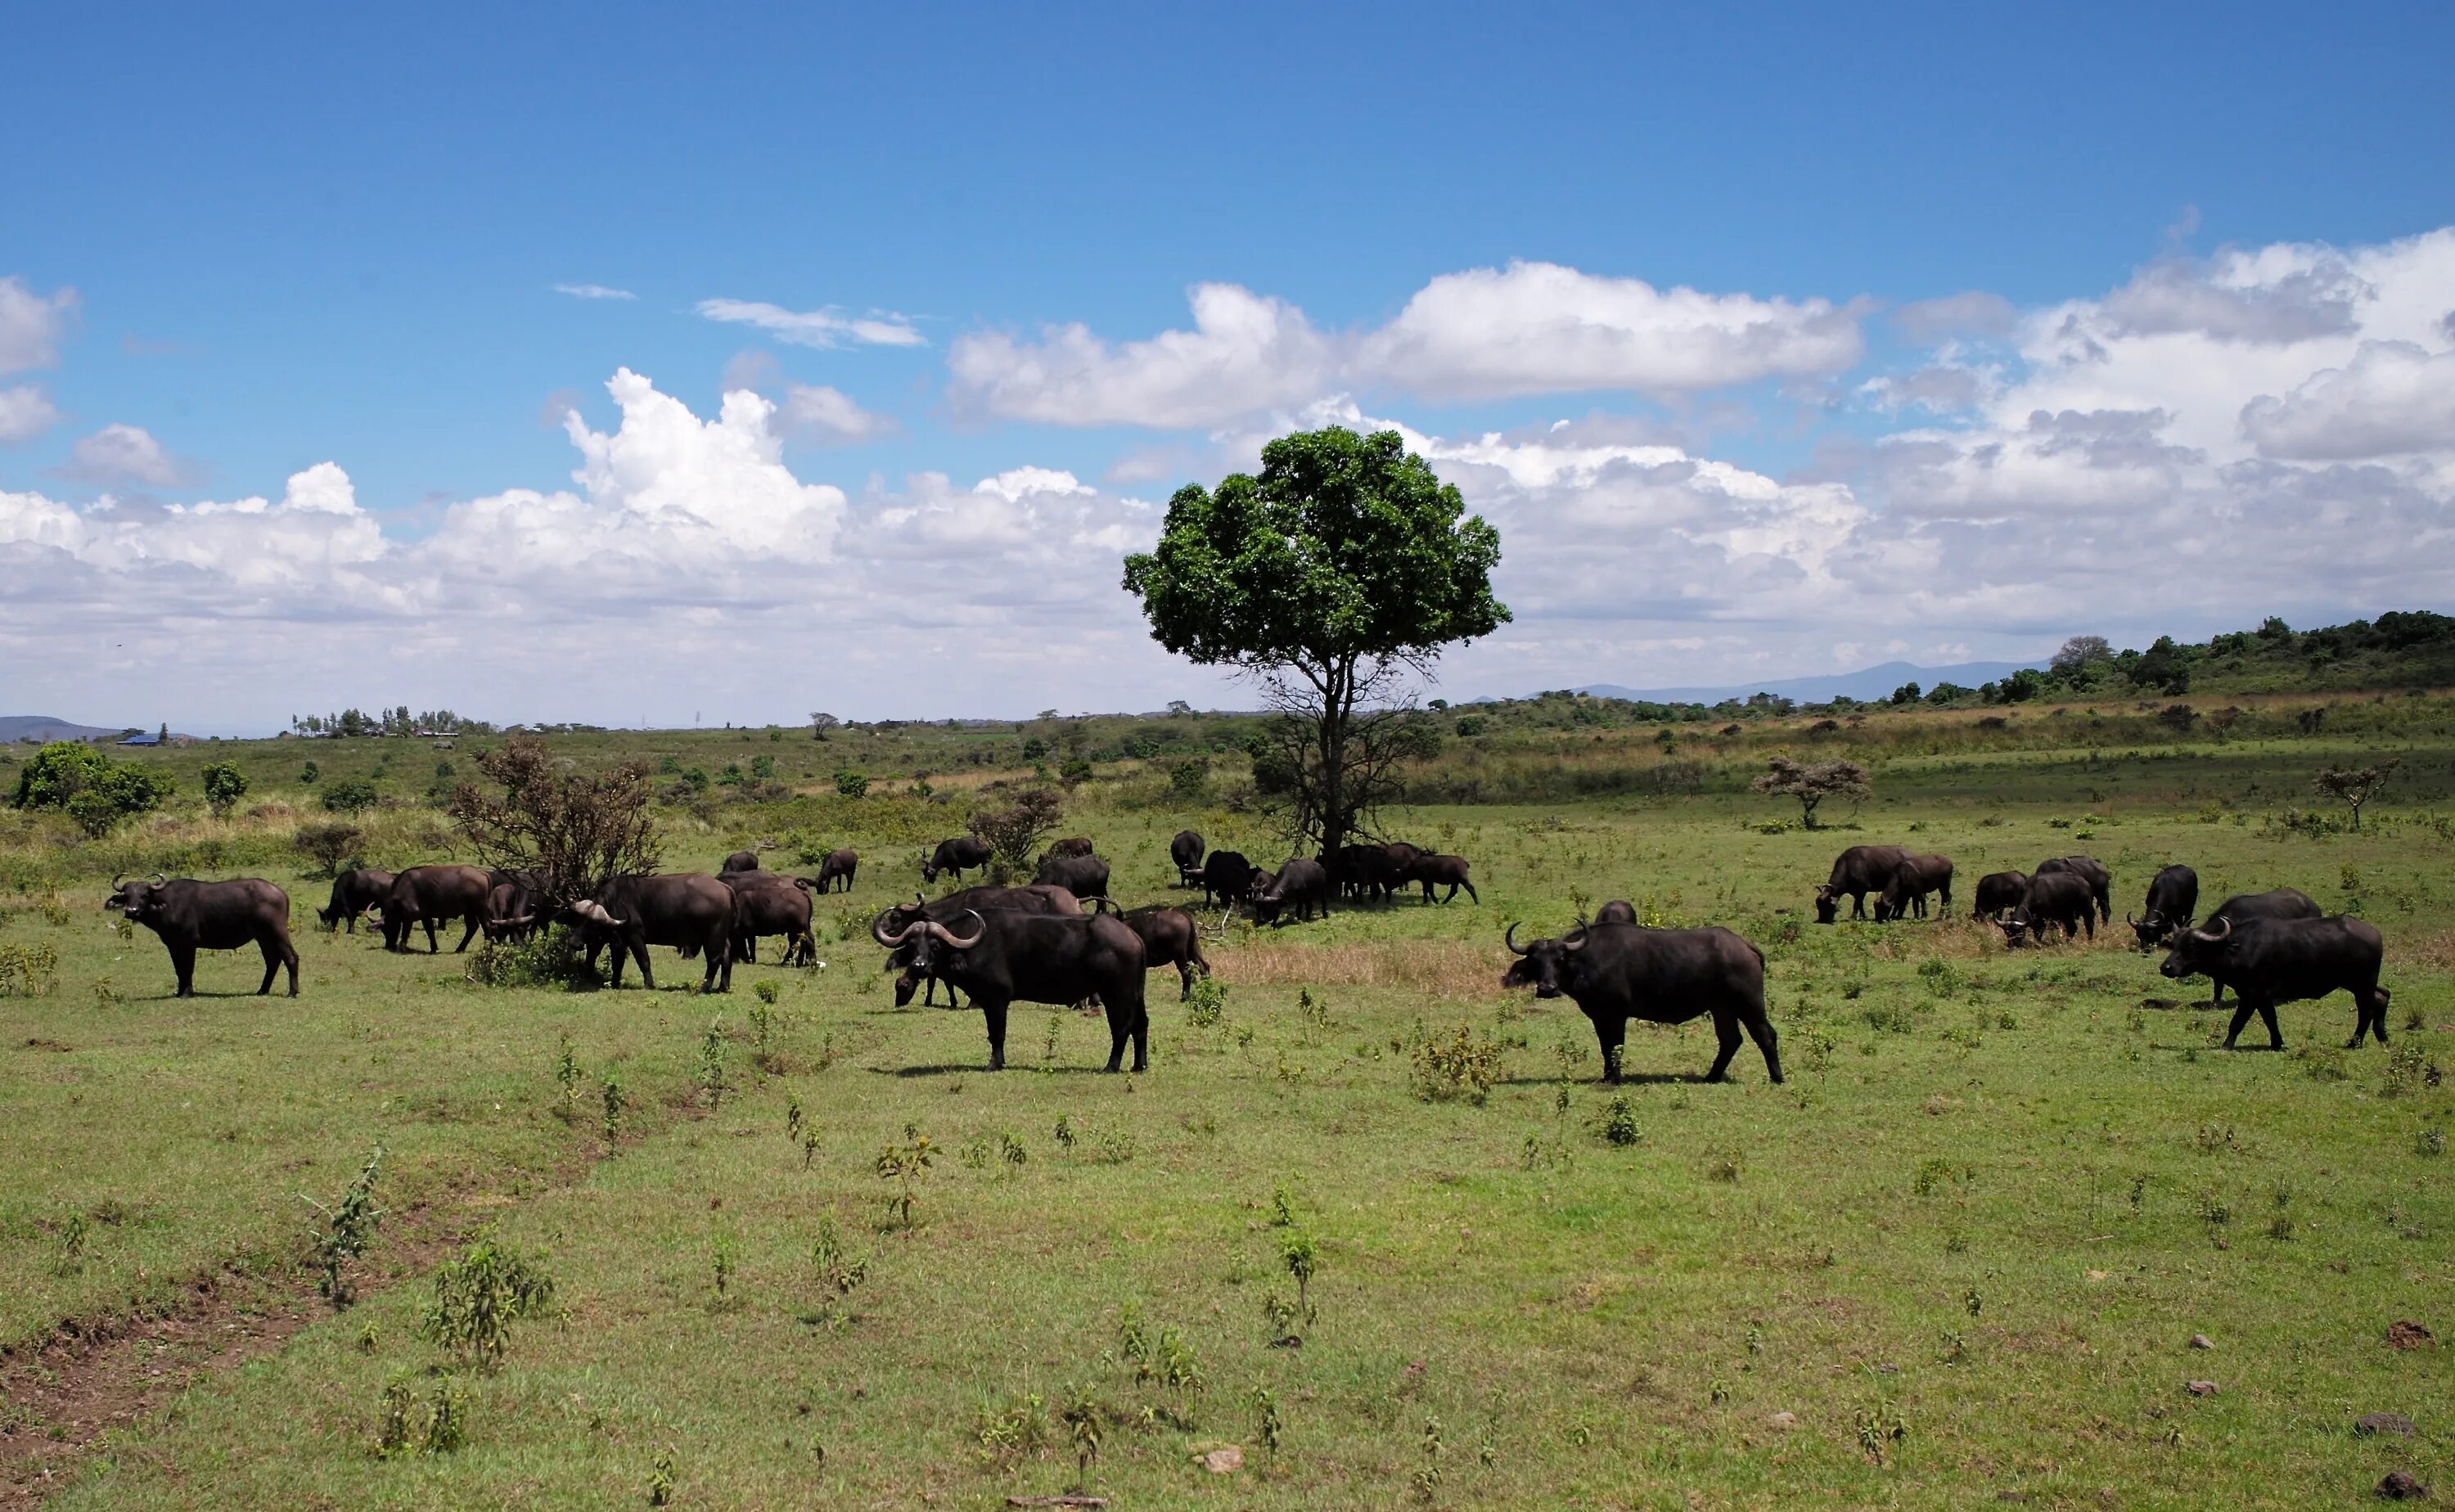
xmin=1461 ymin=880 xmax=1479 ymax=904
xmin=1176 ymin=959 xmax=1196 ymax=1000
xmin=2350 ymin=984 xmax=2390 ymax=1048
xmin=1744 ymin=1007 xmax=1782 ymax=1082
xmin=1591 ymin=1013 xmax=1628 ymax=1084
xmin=455 ymin=916 xmax=478 ymax=953
xmin=714 ymin=936 xmax=732 ymax=992
xmin=423 ymin=918 xmax=440 ymax=954
xmin=1705 ymin=1010 xmax=1743 ymax=1082
xmin=982 ymin=1000 xmax=1010 ymax=1071
xmin=170 ymin=942 xmax=196 ymax=997
xmin=631 ymin=939 xmax=655 ymax=990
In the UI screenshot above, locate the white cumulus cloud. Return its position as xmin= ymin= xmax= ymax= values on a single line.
xmin=60 ymin=423 xmax=200 ymax=487
xmin=2240 ymin=340 xmax=2455 ymax=459
xmin=0 ymin=277 xmax=79 ymax=373
xmin=0 ymin=384 xmax=62 ymax=444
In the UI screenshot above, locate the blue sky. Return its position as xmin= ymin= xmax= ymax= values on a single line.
xmin=5 ymin=2 xmax=2453 ymax=730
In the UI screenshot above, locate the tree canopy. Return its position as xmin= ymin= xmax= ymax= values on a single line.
xmin=10 ymin=741 xmax=175 ymax=837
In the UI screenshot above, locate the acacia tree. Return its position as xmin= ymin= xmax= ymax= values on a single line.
xmin=448 ymin=736 xmax=660 ymax=904
xmin=1122 ymin=428 xmax=1507 ymax=854
xmin=1752 ymin=754 xmax=1871 ymax=829
xmin=2313 ymin=759 xmax=2398 ymax=830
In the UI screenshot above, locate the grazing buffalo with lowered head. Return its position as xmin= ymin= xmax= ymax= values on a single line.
xmin=106 ymin=875 xmax=299 ymax=998
xmin=2182 ymin=889 xmax=2323 ymax=1003
xmin=1592 ymin=899 xmax=1639 ymax=925
xmin=1400 ymin=853 xmax=1480 ymax=905
xmin=1248 ymin=857 xmax=1333 ymax=925
xmin=876 ymin=887 xmax=1083 ymax=1006
xmin=1502 ymin=920 xmax=1779 ymax=1084
xmin=2160 ymin=914 xmax=2390 ymax=1050
xmin=2035 ymin=855 xmax=2112 ymax=924
xmin=872 ymin=906 xmax=1147 ymax=1072
xmin=811 ymin=847 xmax=858 ymax=894
xmin=481 ymin=881 xmax=540 ymax=944
xmin=1170 ymin=830 xmax=1205 ymax=886
xmin=1816 ymin=845 xmax=1913 ymax=923
xmin=723 ymin=849 xmax=760 ymax=874
xmin=2001 ymin=871 xmax=2095 ymax=946
xmin=1045 ymin=837 xmax=1096 ymax=859
xmin=2128 ymin=864 xmax=2201 ymax=951
xmin=718 ymin=870 xmax=814 ymax=966
xmin=384 ymin=865 xmax=493 ymax=954
xmin=1034 ymin=852 xmax=1111 ymax=901
xmin=922 ymin=836 xmax=993 ymax=883
xmin=1119 ymin=904 xmax=1211 ymax=999
xmin=1972 ymin=871 xmax=2028 ymax=923
xmin=571 ymin=873 xmax=736 ymax=991
xmin=317 ymin=866 xmax=393 ymax=934
xmin=1874 ymin=853 xmax=1953 ymax=921
xmin=1200 ymin=850 xmax=1257 ymax=910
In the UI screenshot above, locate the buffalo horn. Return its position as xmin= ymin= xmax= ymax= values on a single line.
xmin=2124 ymin=911 xmax=2137 ymax=925
xmin=1503 ymin=921 xmax=1530 ymax=956
xmin=151 ymin=872 xmax=167 ymax=884
xmin=933 ymin=909 xmax=986 ymax=950
xmin=871 ymin=912 xmax=922 ymax=947
xmin=2203 ymin=916 xmax=2232 ymax=942
xmin=110 ymin=872 xmax=126 ymax=889
xmin=1562 ymin=923 xmax=1590 ymax=953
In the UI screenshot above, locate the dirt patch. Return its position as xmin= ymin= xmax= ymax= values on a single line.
xmin=2385 ymin=1319 xmax=2436 ymax=1351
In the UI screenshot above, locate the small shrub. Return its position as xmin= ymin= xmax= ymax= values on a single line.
xmin=1602 ymin=1096 xmax=1639 ymax=1147
xmin=696 ymin=1018 xmax=731 ymax=1109
xmin=322 ymin=781 xmax=381 ymax=815
xmin=466 ymin=925 xmax=598 ymax=991
xmin=200 ymin=761 xmax=249 ymax=816
xmin=0 ymin=942 xmax=60 ymax=997
xmin=876 ymin=1127 xmax=935 ymax=1227
xmin=601 ymin=1076 xmax=628 ymax=1148
xmin=648 ymin=1447 xmax=677 ymax=1506
xmin=292 ymin=821 xmax=363 ymax=876
xmin=1410 ymin=1023 xmax=1503 ymax=1104
xmin=306 ymin=1145 xmax=385 ymax=1306
xmin=974 ymin=1391 xmax=1048 ymax=1465
xmin=1855 ymin=1398 xmax=1908 ymax=1463
xmin=2413 ymin=1128 xmax=2444 ymax=1158
xmin=421 ymin=1232 xmax=558 ymax=1370
xmin=1185 ymin=974 xmax=1227 ymax=1030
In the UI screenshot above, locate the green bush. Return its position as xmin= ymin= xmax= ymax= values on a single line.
xmin=10 ymin=742 xmax=174 ymax=837
xmin=322 ymin=781 xmax=380 ymax=815
xmin=201 ymin=761 xmax=250 ymax=816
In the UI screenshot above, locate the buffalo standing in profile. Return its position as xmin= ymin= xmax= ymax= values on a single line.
xmin=718 ymin=870 xmax=815 ymax=966
xmin=571 ymin=873 xmax=736 ymax=991
xmin=1873 ymin=853 xmax=1953 ymax=920
xmin=1118 ymin=904 xmax=1211 ymax=999
xmin=383 ymin=865 xmax=492 ymax=954
xmin=1034 ymin=852 xmax=1111 ymax=901
xmin=1502 ymin=920 xmax=1780 ymax=1084
xmin=1399 ymin=853 xmax=1480 ymax=904
xmin=317 ymin=866 xmax=393 ymax=934
xmin=1971 ymin=871 xmax=2028 ymax=923
xmin=1170 ymin=830 xmax=1205 ymax=887
xmin=1815 ymin=845 xmax=1912 ymax=923
xmin=1045 ymin=837 xmax=1096 ymax=859
xmin=811 ymin=847 xmax=858 ymax=893
xmin=2160 ymin=914 xmax=2390 ymax=1050
xmin=872 ymin=906 xmax=1148 ymax=1072
xmin=2035 ymin=855 xmax=2112 ymax=925
xmin=2127 ymin=864 xmax=2200 ymax=951
xmin=2000 ymin=871 xmax=2096 ymax=945
xmin=2177 ymin=889 xmax=2322 ymax=1003
xmin=1248 ymin=857 xmax=1333 ymax=925
xmin=922 ymin=836 xmax=993 ymax=883
xmin=106 ymin=875 xmax=300 ymax=998
xmin=1200 ymin=851 xmax=1257 ymax=910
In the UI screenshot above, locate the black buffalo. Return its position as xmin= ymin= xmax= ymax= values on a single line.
xmin=811 ymin=847 xmax=858 ymax=893
xmin=1816 ymin=845 xmax=1912 ymax=923
xmin=1592 ymin=899 xmax=1638 ymax=925
xmin=317 ymin=866 xmax=393 ymax=934
xmin=1200 ymin=851 xmax=1257 ymax=910
xmin=106 ymin=875 xmax=300 ymax=997
xmin=1045 ymin=837 xmax=1096 ymax=859
xmin=1399 ymin=853 xmax=1480 ymax=905
xmin=1034 ymin=852 xmax=1111 ymax=900
xmin=878 ymin=886 xmax=1083 ymax=1006
xmin=2001 ymin=871 xmax=2096 ymax=945
xmin=2035 ymin=855 xmax=2112 ymax=924
xmin=922 ymin=836 xmax=993 ymax=883
xmin=2128 ymin=864 xmax=2201 ymax=951
xmin=1248 ymin=857 xmax=1333 ymax=925
xmin=2181 ymin=889 xmax=2323 ymax=1003
xmin=1170 ymin=830 xmax=1205 ymax=887
xmin=723 ymin=849 xmax=760 ymax=874
xmin=1972 ymin=871 xmax=2028 ymax=922
xmin=1874 ymin=853 xmax=1953 ymax=920
xmin=383 ymin=865 xmax=493 ymax=954
xmin=1327 ymin=843 xmax=1398 ymax=901
xmin=1119 ymin=904 xmax=1211 ymax=999
xmin=481 ymin=881 xmax=541 ymax=944
xmin=2160 ymin=915 xmax=2390 ymax=1050
xmin=1502 ymin=920 xmax=1779 ymax=1084
xmin=571 ymin=873 xmax=736 ymax=991
xmin=872 ymin=907 xmax=1148 ymax=1072
xmin=719 ymin=871 xmax=814 ymax=966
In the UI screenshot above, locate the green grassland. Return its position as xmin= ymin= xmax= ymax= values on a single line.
xmin=3 ymin=699 xmax=2453 ymax=1508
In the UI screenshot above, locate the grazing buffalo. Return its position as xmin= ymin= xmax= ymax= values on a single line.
xmin=872 ymin=907 xmax=1148 ymax=1072
xmin=2160 ymin=915 xmax=2390 ymax=1050
xmin=383 ymin=865 xmax=492 ymax=954
xmin=1045 ymin=837 xmax=1096 ymax=859
xmin=481 ymin=881 xmax=540 ymax=944
xmin=1874 ymin=853 xmax=1954 ymax=921
xmin=1816 ymin=845 xmax=1913 ymax=923
xmin=2185 ymin=889 xmax=2323 ymax=1003
xmin=2001 ymin=871 xmax=2096 ymax=945
xmin=2128 ymin=865 xmax=2201 ymax=951
xmin=1119 ymin=905 xmax=1211 ymax=999
xmin=317 ymin=866 xmax=393 ymax=934
xmin=1327 ymin=843 xmax=1398 ymax=901
xmin=1170 ymin=830 xmax=1205 ymax=887
xmin=1592 ymin=899 xmax=1638 ymax=925
xmin=571 ymin=873 xmax=735 ymax=991
xmin=1200 ymin=850 xmax=1257 ymax=910
xmin=877 ymin=886 xmax=1084 ymax=1006
xmin=2035 ymin=856 xmax=2112 ymax=924
xmin=803 ymin=847 xmax=855 ymax=894
xmin=106 ymin=875 xmax=299 ymax=998
xmin=1248 ymin=857 xmax=1333 ymax=925
xmin=1502 ymin=921 xmax=1780 ymax=1084
xmin=1034 ymin=852 xmax=1111 ymax=900
xmin=922 ymin=836 xmax=993 ymax=883
xmin=723 ymin=849 xmax=760 ymax=874
xmin=1972 ymin=871 xmax=2028 ymax=922
xmin=721 ymin=871 xmax=814 ymax=966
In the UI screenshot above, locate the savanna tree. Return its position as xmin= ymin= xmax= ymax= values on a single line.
xmin=448 ymin=736 xmax=660 ymax=903
xmin=1752 ymin=754 xmax=1871 ymax=829
xmin=10 ymin=742 xmax=175 ymax=838
xmin=1122 ymin=427 xmax=1507 ymax=853
xmin=2313 ymin=759 xmax=2398 ymax=830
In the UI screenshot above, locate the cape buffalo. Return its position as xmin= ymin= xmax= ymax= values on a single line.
xmin=877 ymin=886 xmax=1083 ymax=1006
xmin=1119 ymin=904 xmax=1211 ymax=999
xmin=1816 ymin=845 xmax=1912 ymax=923
xmin=922 ymin=836 xmax=993 ymax=883
xmin=2128 ymin=864 xmax=2200 ymax=951
xmin=2183 ymin=889 xmax=2323 ymax=1003
xmin=317 ymin=866 xmax=393 ymax=934
xmin=572 ymin=873 xmax=735 ymax=991
xmin=106 ymin=875 xmax=299 ymax=997
xmin=721 ymin=871 xmax=814 ymax=966
xmin=1034 ymin=853 xmax=1111 ymax=900
xmin=384 ymin=865 xmax=492 ymax=954
xmin=1248 ymin=857 xmax=1333 ymax=925
xmin=872 ymin=907 xmax=1148 ymax=1072
xmin=1327 ymin=844 xmax=1397 ymax=901
xmin=723 ymin=849 xmax=760 ymax=873
xmin=2002 ymin=871 xmax=2095 ymax=945
xmin=2036 ymin=855 xmax=2112 ymax=924
xmin=1170 ymin=830 xmax=1205 ymax=886
xmin=1200 ymin=851 xmax=1257 ymax=910
xmin=2160 ymin=914 xmax=2390 ymax=1050
xmin=812 ymin=847 xmax=858 ymax=893
xmin=1972 ymin=871 xmax=2028 ymax=923
xmin=1401 ymin=853 xmax=1480 ymax=905
xmin=1045 ymin=837 xmax=1096 ymax=859
xmin=1874 ymin=854 xmax=1953 ymax=920
xmin=1502 ymin=920 xmax=1779 ymax=1084
xmin=1592 ymin=899 xmax=1638 ymax=925
xmin=481 ymin=881 xmax=540 ymax=944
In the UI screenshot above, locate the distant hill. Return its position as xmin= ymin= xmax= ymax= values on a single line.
xmin=0 ymin=715 xmax=126 ymax=744
xmin=1571 ymin=659 xmax=2041 ymax=707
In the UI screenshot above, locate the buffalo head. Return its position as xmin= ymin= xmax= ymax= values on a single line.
xmin=1814 ymin=885 xmax=1839 ymax=925
xmin=2159 ymin=916 xmax=2231 ymax=981
xmin=1501 ymin=920 xmax=1588 ymax=998
xmin=106 ymin=873 xmax=171 ymax=925
xmin=2128 ymin=909 xmax=2175 ymax=952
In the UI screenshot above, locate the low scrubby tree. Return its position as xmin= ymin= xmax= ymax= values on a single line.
xmin=1751 ymin=754 xmax=1870 ymax=829
xmin=967 ymin=785 xmax=1063 ymax=881
xmin=448 ymin=735 xmax=659 ymax=905
xmin=10 ymin=742 xmax=175 ymax=838
xmin=201 ymin=760 xmax=249 ymax=817
xmin=2313 ymin=760 xmax=2398 ymax=830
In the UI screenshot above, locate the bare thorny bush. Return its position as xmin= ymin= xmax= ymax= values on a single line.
xmin=447 ymin=736 xmax=659 ymax=905
xmin=966 ymin=784 xmax=1064 ymax=882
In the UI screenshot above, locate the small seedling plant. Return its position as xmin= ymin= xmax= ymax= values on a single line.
xmin=305 ymin=1145 xmax=385 ymax=1307
xmin=421 ymin=1231 xmax=559 ymax=1371
xmin=876 ymin=1125 xmax=935 ymax=1229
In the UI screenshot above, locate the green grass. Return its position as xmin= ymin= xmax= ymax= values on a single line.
xmin=3 ymin=714 xmax=2453 ymax=1508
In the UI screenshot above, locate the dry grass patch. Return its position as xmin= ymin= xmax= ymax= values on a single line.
xmin=1214 ymin=938 xmax=1508 ymax=999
